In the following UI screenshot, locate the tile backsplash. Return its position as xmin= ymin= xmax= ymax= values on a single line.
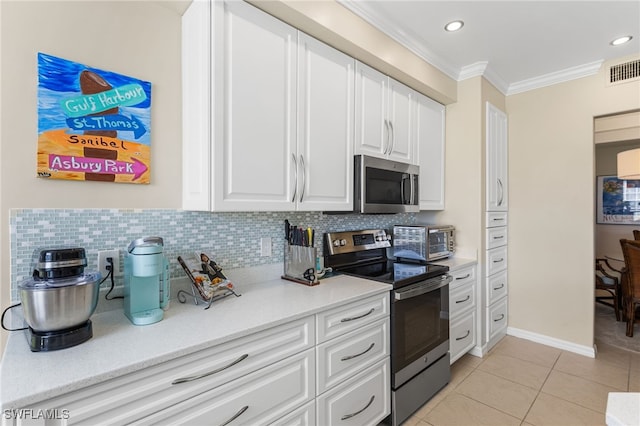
xmin=10 ymin=208 xmax=416 ymax=301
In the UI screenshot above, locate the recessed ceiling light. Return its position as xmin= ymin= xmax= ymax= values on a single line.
xmin=444 ymin=20 xmax=464 ymax=32
xmin=611 ymin=36 xmax=633 ymax=46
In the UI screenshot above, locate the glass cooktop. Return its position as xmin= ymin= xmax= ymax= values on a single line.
xmin=337 ymin=260 xmax=449 ymax=287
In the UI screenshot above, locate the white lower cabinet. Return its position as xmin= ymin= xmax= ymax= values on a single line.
xmin=14 ymin=294 xmax=390 ymax=426
xmin=133 ymin=349 xmax=315 ymax=426
xmin=447 ymin=262 xmax=479 ymax=364
xmin=316 ymin=358 xmax=390 ymax=426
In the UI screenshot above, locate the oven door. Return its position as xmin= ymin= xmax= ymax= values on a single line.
xmin=391 ymin=275 xmax=451 ymax=388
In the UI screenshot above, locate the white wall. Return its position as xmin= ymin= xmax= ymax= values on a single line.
xmin=0 ymin=0 xmax=184 ymax=351
xmin=506 ymin=55 xmax=640 ymax=347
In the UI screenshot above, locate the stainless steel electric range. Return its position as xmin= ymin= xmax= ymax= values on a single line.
xmin=324 ymin=229 xmax=452 ymax=426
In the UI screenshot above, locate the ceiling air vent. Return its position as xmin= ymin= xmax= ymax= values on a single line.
xmin=608 ymin=59 xmax=640 ymax=85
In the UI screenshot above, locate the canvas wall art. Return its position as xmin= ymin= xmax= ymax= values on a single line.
xmin=37 ymin=53 xmax=152 ymax=183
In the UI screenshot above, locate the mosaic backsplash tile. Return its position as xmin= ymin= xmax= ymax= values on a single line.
xmin=10 ymin=209 xmax=416 ymax=301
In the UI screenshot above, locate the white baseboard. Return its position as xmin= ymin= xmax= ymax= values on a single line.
xmin=507 ymin=326 xmax=596 ymax=358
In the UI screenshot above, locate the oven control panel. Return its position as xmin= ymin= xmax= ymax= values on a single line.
xmin=325 ymin=229 xmax=391 ymax=255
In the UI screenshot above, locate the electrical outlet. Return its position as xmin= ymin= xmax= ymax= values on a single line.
xmin=98 ymin=249 xmax=120 ymax=278
xmin=260 ymin=237 xmax=272 ymax=257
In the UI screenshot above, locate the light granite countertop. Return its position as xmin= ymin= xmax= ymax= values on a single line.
xmin=432 ymin=256 xmax=477 ymax=271
xmin=0 ymin=266 xmax=390 ymax=409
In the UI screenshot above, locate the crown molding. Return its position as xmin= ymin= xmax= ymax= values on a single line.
xmin=506 ymin=60 xmax=604 ymax=95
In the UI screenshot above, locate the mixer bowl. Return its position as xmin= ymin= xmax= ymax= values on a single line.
xmin=19 ymin=273 xmax=100 ymax=332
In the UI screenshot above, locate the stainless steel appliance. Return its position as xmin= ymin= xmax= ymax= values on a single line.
xmin=1 ymin=247 xmax=101 ymax=352
xmin=354 ymin=155 xmax=419 ymax=214
xmin=393 ymin=225 xmax=455 ymax=262
xmin=324 ymin=229 xmax=452 ymax=426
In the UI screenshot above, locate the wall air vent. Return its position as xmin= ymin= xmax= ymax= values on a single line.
xmin=608 ymin=59 xmax=640 ymax=85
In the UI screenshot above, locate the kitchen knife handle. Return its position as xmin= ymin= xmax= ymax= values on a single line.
xmin=291 ymin=154 xmax=298 ymax=203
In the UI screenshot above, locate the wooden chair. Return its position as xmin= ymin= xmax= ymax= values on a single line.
xmin=595 ymin=258 xmax=622 ymax=321
xmin=618 ymin=239 xmax=640 ymax=337
xmin=633 ymin=230 xmax=640 ymax=240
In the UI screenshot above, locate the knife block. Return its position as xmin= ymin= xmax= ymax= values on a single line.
xmin=282 ymin=242 xmax=319 ymax=286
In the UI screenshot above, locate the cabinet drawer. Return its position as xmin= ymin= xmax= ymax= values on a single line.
xmin=487 ymin=298 xmax=508 ymax=341
xmin=487 ymin=270 xmax=508 ymax=306
xmin=486 ymin=226 xmax=507 ymax=249
xmin=316 ymin=358 xmax=390 ymax=426
xmin=134 ymin=349 xmax=315 ymax=426
xmin=449 ymin=265 xmax=476 ymax=290
xmin=316 ymin=318 xmax=389 ymax=394
xmin=316 ymin=293 xmax=390 ymax=343
xmin=486 ymin=246 xmax=507 ymax=276
xmin=449 ymin=281 xmax=476 ymax=318
xmin=450 ymin=311 xmax=477 ymax=364
xmin=486 ymin=212 xmax=508 ymax=228
xmin=271 ymin=400 xmax=316 ymax=426
xmin=33 ymin=316 xmax=314 ymax=425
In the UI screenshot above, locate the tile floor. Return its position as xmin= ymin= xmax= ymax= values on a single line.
xmin=404 ymin=335 xmax=640 ymax=426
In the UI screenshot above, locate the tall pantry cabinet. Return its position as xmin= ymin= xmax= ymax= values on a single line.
xmin=484 ymin=102 xmax=509 ymax=351
xmin=182 ymin=0 xmax=354 ymax=212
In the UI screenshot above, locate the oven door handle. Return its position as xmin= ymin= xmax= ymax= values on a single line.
xmin=394 ymin=274 xmax=452 ymax=301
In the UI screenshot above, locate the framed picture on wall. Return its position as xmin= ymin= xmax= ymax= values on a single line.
xmin=596 ymin=175 xmax=640 ymax=224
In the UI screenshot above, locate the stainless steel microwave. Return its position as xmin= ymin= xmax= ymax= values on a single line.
xmin=354 ymin=155 xmax=419 ymax=214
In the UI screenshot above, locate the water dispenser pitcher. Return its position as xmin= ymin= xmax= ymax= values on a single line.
xmin=124 ymin=237 xmax=170 ymax=325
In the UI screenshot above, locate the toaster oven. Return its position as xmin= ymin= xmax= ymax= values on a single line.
xmin=393 ymin=225 xmax=455 ymax=261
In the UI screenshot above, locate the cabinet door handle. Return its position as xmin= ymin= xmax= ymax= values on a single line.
xmin=171 ymin=354 xmax=249 ymax=385
xmin=341 ymin=395 xmax=375 ymax=420
xmin=494 ymin=313 xmax=505 ymax=322
xmin=291 ymin=154 xmax=297 ymax=203
xmin=340 ymin=307 xmax=374 ymax=322
xmin=219 ymin=405 xmax=248 ymax=426
xmin=455 ymin=295 xmax=470 ymax=304
xmin=299 ymin=155 xmax=306 ymax=203
xmin=341 ymin=342 xmax=375 ymax=361
xmin=493 ymin=283 xmax=505 ymax=290
xmin=455 ymin=273 xmax=471 ymax=280
xmin=493 ymin=258 xmax=504 ymax=263
xmin=455 ymin=330 xmax=470 ymax=341
xmin=383 ymin=120 xmax=391 ymax=154
xmin=388 ymin=120 xmax=395 ymax=154
xmin=497 ymin=178 xmax=504 ymax=206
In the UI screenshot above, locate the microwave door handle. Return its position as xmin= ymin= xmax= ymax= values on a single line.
xmin=401 ymin=174 xmax=410 ymax=204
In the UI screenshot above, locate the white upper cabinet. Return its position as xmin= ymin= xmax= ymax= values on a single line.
xmin=416 ymin=93 xmax=445 ymax=210
xmin=355 ymin=62 xmax=415 ymax=164
xmin=486 ymin=102 xmax=508 ymax=211
xmin=182 ymin=0 xmax=354 ymax=212
xmin=296 ymin=33 xmax=354 ymax=211
xmin=212 ymin=0 xmax=297 ymax=211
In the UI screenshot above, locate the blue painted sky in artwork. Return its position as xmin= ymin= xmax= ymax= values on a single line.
xmin=37 ymin=52 xmax=152 ymax=145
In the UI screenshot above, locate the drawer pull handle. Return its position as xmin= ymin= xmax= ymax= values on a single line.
xmin=220 ymin=405 xmax=248 ymax=426
xmin=456 ymin=330 xmax=470 ymax=341
xmin=493 ymin=258 xmax=504 ymax=263
xmin=493 ymin=235 xmax=504 ymax=239
xmin=455 ymin=273 xmax=471 ymax=280
xmin=171 ymin=354 xmax=249 ymax=385
xmin=341 ymin=395 xmax=375 ymax=420
xmin=455 ymin=295 xmax=470 ymax=304
xmin=494 ymin=313 xmax=505 ymax=322
xmin=492 ymin=217 xmax=505 ymax=221
xmin=340 ymin=308 xmax=374 ymax=322
xmin=493 ymin=283 xmax=505 ymax=290
xmin=341 ymin=342 xmax=375 ymax=361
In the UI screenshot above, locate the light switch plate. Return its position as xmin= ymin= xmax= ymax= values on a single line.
xmin=260 ymin=237 xmax=272 ymax=257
